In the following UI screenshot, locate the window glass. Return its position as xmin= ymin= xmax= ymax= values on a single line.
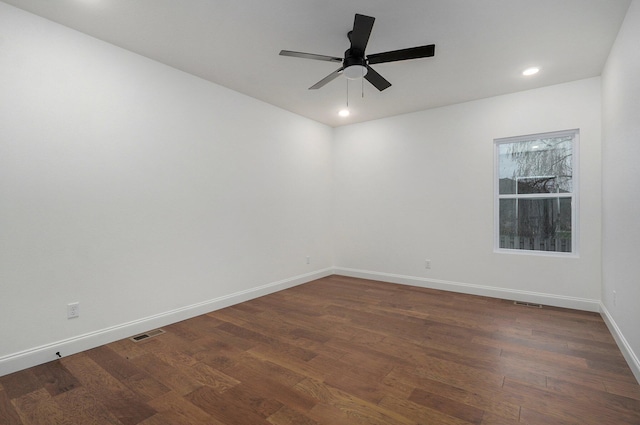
xmin=499 ymin=198 xmax=572 ymax=252
xmin=498 ymin=137 xmax=573 ymax=195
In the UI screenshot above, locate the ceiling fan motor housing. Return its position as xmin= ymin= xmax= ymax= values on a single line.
xmin=343 ymin=49 xmax=368 ymax=79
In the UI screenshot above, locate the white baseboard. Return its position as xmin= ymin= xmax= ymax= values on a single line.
xmin=333 ymin=267 xmax=601 ymax=312
xmin=600 ymin=303 xmax=640 ymax=384
xmin=7 ymin=267 xmax=636 ymax=386
xmin=0 ymin=268 xmax=333 ymax=377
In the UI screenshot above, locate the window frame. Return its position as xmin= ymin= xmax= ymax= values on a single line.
xmin=494 ymin=129 xmax=579 ymax=257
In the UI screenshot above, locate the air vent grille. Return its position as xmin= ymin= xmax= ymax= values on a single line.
xmin=130 ymin=328 xmax=165 ymax=342
xmin=514 ymin=301 xmax=543 ymax=308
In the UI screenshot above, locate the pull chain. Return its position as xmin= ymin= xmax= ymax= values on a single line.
xmin=346 ymin=78 xmax=349 ymax=108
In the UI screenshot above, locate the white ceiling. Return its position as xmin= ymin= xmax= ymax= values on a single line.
xmin=2 ymin=0 xmax=632 ymax=127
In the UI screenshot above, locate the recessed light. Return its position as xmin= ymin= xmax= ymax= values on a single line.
xmin=522 ymin=67 xmax=540 ymax=76
xmin=338 ymin=109 xmax=350 ymax=117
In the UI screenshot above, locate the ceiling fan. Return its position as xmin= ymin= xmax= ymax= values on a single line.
xmin=280 ymin=13 xmax=435 ymax=91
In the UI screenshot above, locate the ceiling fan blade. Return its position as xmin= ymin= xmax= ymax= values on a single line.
xmin=309 ymin=67 xmax=344 ymax=90
xmin=349 ymin=14 xmax=375 ymax=54
xmin=364 ymin=65 xmax=391 ymax=91
xmin=367 ymin=44 xmax=435 ymax=65
xmin=279 ymin=50 xmax=342 ymax=63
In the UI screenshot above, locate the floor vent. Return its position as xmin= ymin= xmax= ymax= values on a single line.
xmin=514 ymin=301 xmax=543 ymax=308
xmin=130 ymin=329 xmax=165 ymax=342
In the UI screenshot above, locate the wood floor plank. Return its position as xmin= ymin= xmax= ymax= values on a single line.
xmin=228 ymin=351 xmax=306 ymax=388
xmin=53 ymin=387 xmax=123 ymax=425
xmin=86 ymin=345 xmax=145 ymax=381
xmin=518 ymin=406 xmax=576 ymax=425
xmin=412 ymin=357 xmax=506 ymax=390
xmin=479 ymin=412 xmax=521 ymax=424
xmin=129 ymin=352 xmax=203 ymax=396
xmin=185 ymin=384 xmax=278 ymax=425
xmin=378 ymin=394 xmax=473 ymax=425
xmin=106 ymin=337 xmax=153 ymax=360
xmin=408 ymin=387 xmax=485 ymax=424
xmin=142 ymin=342 xmax=240 ymax=394
xmin=0 ymin=388 xmax=23 ymax=425
xmin=408 ymin=375 xmax=520 ymax=422
xmin=246 ymin=347 xmax=332 ymax=383
xmin=500 ymin=347 xmax=636 ymax=384
xmin=147 ymin=391 xmax=221 ymax=425
xmin=499 ymin=345 xmax=589 ymax=370
xmin=267 ymin=405 xmax=319 ymax=425
xmin=545 ymin=375 xmax=640 ymax=417
xmin=121 ymin=372 xmax=171 ymax=402
xmin=11 ymin=388 xmax=67 ymax=425
xmin=2 ymin=275 xmax=639 ymax=425
xmin=502 ymin=377 xmax=640 ymax=425
xmin=135 ymin=414 xmax=173 ymax=425
xmin=61 ymin=354 xmax=157 ymax=425
xmin=30 ymin=361 xmax=80 ymax=397
xmin=322 ymin=368 xmax=390 ymax=404
xmin=0 ymin=369 xmax=41 ymax=400
xmin=222 ymin=356 xmax=316 ymax=412
xmin=216 ymin=321 xmax=318 ymax=362
xmin=295 ymin=378 xmax=414 ymax=425
xmin=604 ymin=379 xmax=640 ymax=401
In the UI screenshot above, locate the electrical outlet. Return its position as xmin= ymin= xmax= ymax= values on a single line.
xmin=67 ymin=302 xmax=80 ymax=319
xmin=425 ymin=259 xmax=431 ymax=269
xmin=306 ymin=256 xmax=311 ymax=264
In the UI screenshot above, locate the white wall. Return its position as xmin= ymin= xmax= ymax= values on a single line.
xmin=333 ymin=78 xmax=602 ymax=310
xmin=0 ymin=3 xmax=333 ymax=375
xmin=601 ymin=0 xmax=640 ymax=381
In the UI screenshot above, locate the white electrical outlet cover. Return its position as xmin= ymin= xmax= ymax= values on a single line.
xmin=67 ymin=302 xmax=80 ymax=319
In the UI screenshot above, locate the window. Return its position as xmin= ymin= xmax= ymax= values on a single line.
xmin=495 ymin=130 xmax=578 ymax=255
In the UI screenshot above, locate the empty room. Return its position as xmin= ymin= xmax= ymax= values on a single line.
xmin=1 ymin=1 xmax=639 ymax=424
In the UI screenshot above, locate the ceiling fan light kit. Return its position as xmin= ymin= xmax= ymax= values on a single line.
xmin=343 ymin=65 xmax=368 ymax=80
xmin=280 ymin=13 xmax=435 ymax=92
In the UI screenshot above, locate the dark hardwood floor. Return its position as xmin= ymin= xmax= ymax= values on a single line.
xmin=2 ymin=275 xmax=640 ymax=424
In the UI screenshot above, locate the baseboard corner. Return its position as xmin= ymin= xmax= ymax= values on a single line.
xmin=599 ymin=303 xmax=640 ymax=384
